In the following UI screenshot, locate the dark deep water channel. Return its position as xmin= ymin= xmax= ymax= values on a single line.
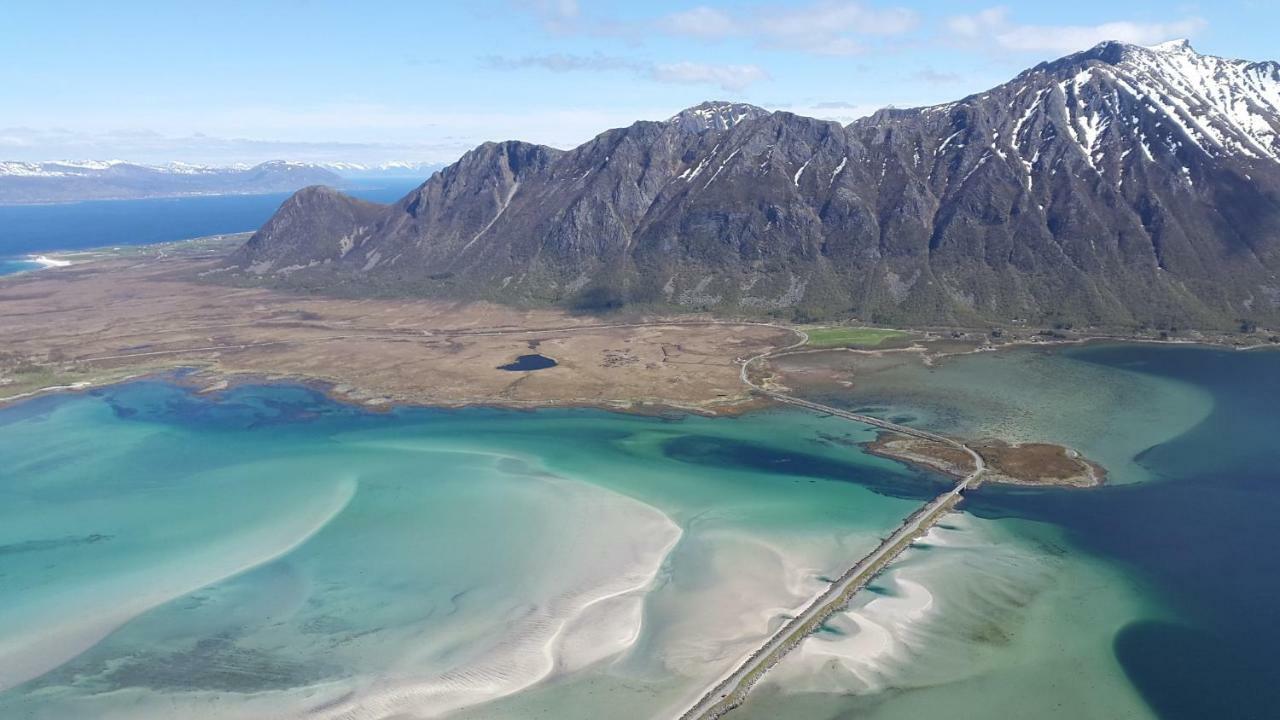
xmin=965 ymin=345 xmax=1280 ymax=718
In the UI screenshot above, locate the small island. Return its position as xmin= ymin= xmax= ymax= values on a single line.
xmin=866 ymin=432 xmax=1105 ymax=488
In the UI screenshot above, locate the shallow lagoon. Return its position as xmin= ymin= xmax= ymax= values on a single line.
xmin=740 ymin=343 xmax=1280 ymax=720
xmin=794 ymin=342 xmax=1215 ymax=485
xmin=0 ymin=381 xmax=933 ymax=719
xmin=3 ymin=343 xmax=1274 ymax=719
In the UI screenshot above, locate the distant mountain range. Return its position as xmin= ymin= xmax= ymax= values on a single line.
xmin=0 ymin=160 xmax=442 ymax=205
xmin=230 ymin=40 xmax=1280 ymax=329
xmin=315 ymin=161 xmax=446 ymax=179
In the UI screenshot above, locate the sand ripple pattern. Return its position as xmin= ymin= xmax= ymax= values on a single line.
xmin=305 ymin=481 xmax=682 ymax=720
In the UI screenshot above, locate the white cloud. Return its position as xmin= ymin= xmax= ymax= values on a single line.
xmin=483 ymin=52 xmax=769 ymax=91
xmin=0 ymin=104 xmax=677 ymax=166
xmin=482 ymin=52 xmax=639 ymax=73
xmin=659 ymin=6 xmax=740 ymax=37
xmin=947 ymin=6 xmax=1207 ymax=54
xmin=809 ymin=37 xmax=865 ymax=57
xmin=657 ymin=2 xmax=918 ymax=56
xmin=514 ymin=0 xmax=639 ymax=37
xmin=762 ymin=2 xmax=918 ymax=38
xmin=522 ymin=0 xmax=580 ymax=31
xmin=780 ymin=101 xmax=881 ymax=123
xmin=649 ymin=62 xmax=770 ymax=91
xmin=910 ymin=68 xmax=964 ymax=85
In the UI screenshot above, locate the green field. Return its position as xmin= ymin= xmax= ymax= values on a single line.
xmin=802 ymin=326 xmax=909 ymax=348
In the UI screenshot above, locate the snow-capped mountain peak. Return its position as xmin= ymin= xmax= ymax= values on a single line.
xmin=667 ymin=101 xmax=771 ymax=134
xmin=1148 ymin=38 xmax=1194 ymax=53
xmin=987 ymin=37 xmax=1280 ymax=176
xmin=0 ymin=160 xmax=221 ymax=178
xmin=1109 ymin=38 xmax=1280 ymax=161
xmin=0 ymin=160 xmax=131 ymax=177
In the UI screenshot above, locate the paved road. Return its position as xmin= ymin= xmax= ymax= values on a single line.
xmin=678 ymin=330 xmax=984 ymax=720
xmin=739 ymin=328 xmax=984 ymax=477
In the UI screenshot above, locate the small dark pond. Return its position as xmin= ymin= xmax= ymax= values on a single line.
xmin=497 ymin=354 xmax=558 ymax=371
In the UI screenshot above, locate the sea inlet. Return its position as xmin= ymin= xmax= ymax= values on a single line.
xmin=1 ymin=342 xmax=1275 ymax=719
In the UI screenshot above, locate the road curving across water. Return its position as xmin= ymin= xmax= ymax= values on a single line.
xmin=676 ymin=328 xmax=984 ymax=720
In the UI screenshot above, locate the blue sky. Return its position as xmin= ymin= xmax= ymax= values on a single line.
xmin=2 ymin=1 xmax=1274 ymax=165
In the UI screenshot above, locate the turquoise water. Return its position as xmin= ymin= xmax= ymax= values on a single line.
xmin=0 ymin=381 xmax=932 ymax=719
xmin=0 ymin=180 xmax=418 ymax=276
xmin=5 ymin=344 xmax=1273 ymax=719
xmin=802 ymin=344 xmax=1214 ymax=484
xmin=739 ymin=343 xmax=1280 ymax=720
xmin=0 ymin=258 xmax=40 ymax=275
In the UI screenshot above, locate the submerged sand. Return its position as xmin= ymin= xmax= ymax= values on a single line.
xmin=0 ymin=480 xmax=358 ymax=692
xmin=738 ymin=513 xmax=1160 ymax=720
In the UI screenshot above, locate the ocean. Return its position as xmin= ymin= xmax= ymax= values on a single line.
xmin=0 ymin=180 xmax=419 ymax=275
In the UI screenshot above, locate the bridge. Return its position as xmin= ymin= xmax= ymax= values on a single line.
xmin=676 ymin=331 xmax=984 ymax=720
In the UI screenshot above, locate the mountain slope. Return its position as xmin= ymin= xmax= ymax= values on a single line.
xmin=227 ymin=41 xmax=1280 ymax=329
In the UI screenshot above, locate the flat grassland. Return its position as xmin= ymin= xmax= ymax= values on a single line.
xmin=0 ymin=246 xmax=791 ymax=413
xmin=803 ymin=326 xmax=909 ymax=348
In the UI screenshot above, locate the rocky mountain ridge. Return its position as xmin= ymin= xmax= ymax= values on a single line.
xmin=227 ymin=41 xmax=1280 ymax=329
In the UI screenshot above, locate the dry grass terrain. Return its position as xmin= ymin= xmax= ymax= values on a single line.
xmin=864 ymin=434 xmax=978 ymax=477
xmin=972 ymin=440 xmax=1106 ymax=487
xmin=0 ymin=248 xmax=791 ymax=413
xmin=864 ymin=431 xmax=1103 ymax=487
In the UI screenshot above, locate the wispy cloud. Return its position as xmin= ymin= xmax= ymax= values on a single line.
xmin=649 ymin=62 xmax=770 ymax=91
xmin=946 ymin=7 xmax=1207 ymax=53
xmin=483 ymin=53 xmax=769 ymax=91
xmin=909 ymin=68 xmax=964 ymax=85
xmin=521 ymin=0 xmax=580 ymax=32
xmin=482 ymin=52 xmax=639 ymax=73
xmin=658 ymin=2 xmax=919 ymax=56
xmin=776 ymin=101 xmax=881 ymax=123
xmin=658 ymin=6 xmax=740 ymax=38
xmin=0 ymin=126 xmax=465 ymax=166
xmin=0 ymin=103 xmax=680 ymax=166
xmin=512 ymin=0 xmax=637 ymax=38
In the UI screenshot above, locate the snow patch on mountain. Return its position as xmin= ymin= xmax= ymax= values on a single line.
xmin=668 ymin=101 xmax=770 ymax=133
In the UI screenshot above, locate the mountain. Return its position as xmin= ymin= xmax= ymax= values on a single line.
xmin=0 ymin=161 xmax=343 ymax=204
xmin=318 ymin=161 xmax=446 ymax=180
xmin=667 ymin=100 xmax=772 ymax=133
xmin=227 ymin=40 xmax=1280 ymax=330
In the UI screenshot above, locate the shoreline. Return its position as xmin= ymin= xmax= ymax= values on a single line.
xmin=0 ymin=329 xmax=1244 ymax=427
xmin=0 ymin=367 xmax=774 ymax=420
xmin=0 ymin=242 xmax=1253 ymax=475
xmin=30 ymin=255 xmax=72 ymax=268
xmin=764 ymin=329 xmax=1279 ymax=376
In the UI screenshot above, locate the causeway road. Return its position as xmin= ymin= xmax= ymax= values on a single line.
xmin=677 ymin=329 xmax=984 ymax=720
